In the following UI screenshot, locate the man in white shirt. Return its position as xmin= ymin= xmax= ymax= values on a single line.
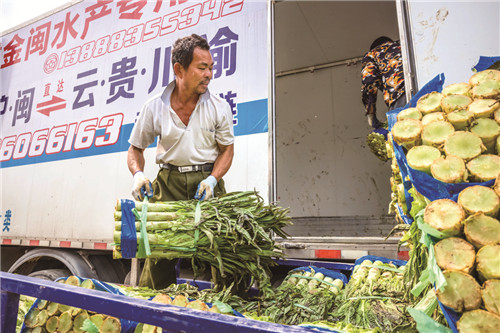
xmin=127 ymin=34 xmax=234 ymax=289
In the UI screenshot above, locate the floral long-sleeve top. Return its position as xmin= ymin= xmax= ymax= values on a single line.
xmin=361 ymin=40 xmax=405 ymax=113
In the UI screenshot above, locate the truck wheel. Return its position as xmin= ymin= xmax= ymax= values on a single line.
xmin=28 ymin=269 xmax=72 ymax=281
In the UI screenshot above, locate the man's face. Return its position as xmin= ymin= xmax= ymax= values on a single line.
xmin=180 ymin=47 xmax=213 ymax=95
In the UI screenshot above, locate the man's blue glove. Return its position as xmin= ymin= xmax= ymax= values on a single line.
xmin=367 ymin=114 xmax=381 ymax=129
xmin=132 ymin=171 xmax=153 ymax=201
xmin=194 ymin=175 xmax=217 ymax=200
xmin=374 ymin=128 xmax=389 ymax=140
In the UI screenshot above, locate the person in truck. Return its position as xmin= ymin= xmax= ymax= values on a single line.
xmin=126 ymin=34 xmax=235 ymax=289
xmin=361 ymin=36 xmax=407 ymax=130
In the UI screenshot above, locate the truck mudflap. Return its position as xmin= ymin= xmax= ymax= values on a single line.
xmin=1 ymin=271 xmax=320 ymax=333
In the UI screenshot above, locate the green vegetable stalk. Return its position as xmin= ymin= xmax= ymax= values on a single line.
xmin=113 ymin=191 xmax=292 ymax=295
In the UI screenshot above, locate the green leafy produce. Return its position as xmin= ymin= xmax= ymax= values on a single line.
xmin=247 ymin=283 xmax=338 ymax=326
xmin=81 ymin=319 xmax=99 ymax=333
xmin=330 ymin=261 xmax=414 ymax=332
xmin=114 ymin=191 xmax=292 ymax=294
xmin=242 ymin=267 xmax=343 ymax=326
xmin=366 ymin=132 xmax=389 ymax=161
xmin=283 ymin=269 xmax=344 ymax=295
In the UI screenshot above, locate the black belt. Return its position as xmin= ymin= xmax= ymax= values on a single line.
xmin=160 ymin=163 xmax=214 ymax=173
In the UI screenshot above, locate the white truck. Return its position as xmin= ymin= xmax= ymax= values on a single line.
xmin=1 ymin=0 xmax=498 ymax=283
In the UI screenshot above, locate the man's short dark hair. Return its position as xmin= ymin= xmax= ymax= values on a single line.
xmin=370 ymin=36 xmax=393 ymax=51
xmin=172 ymin=34 xmax=210 ymax=70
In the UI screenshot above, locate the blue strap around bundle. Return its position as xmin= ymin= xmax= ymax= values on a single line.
xmin=120 ymin=199 xmax=137 ymax=259
xmin=438 ymin=301 xmax=460 ymax=333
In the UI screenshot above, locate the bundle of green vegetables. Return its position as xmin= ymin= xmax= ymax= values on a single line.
xmin=409 ymin=183 xmax=500 ymax=332
xmin=366 ymin=131 xmax=389 ymax=162
xmin=391 ymin=69 xmax=500 ymax=186
xmin=330 ymin=260 xmax=415 ymax=332
xmin=243 ymin=267 xmax=344 ymax=326
xmin=113 ymin=191 xmax=292 ymax=294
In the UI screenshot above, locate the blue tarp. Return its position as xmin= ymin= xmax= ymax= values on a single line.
xmin=472 ymin=56 xmax=500 ymax=72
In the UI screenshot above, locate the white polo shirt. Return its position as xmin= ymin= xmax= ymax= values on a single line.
xmin=129 ymin=81 xmax=234 ymax=166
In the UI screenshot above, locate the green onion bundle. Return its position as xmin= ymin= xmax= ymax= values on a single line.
xmin=113 ymin=191 xmax=292 ymax=294
xmin=331 ymin=260 xmax=414 ymax=332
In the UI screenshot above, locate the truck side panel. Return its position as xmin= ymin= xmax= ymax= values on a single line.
xmin=406 ymin=0 xmax=500 ymax=88
xmin=1 ymin=1 xmax=269 ymax=246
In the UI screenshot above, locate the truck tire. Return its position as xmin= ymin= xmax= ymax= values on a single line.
xmin=8 ymin=248 xmax=98 ymax=279
xmin=28 ymin=268 xmax=72 ymax=281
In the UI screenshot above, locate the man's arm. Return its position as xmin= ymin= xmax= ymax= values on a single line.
xmin=194 ymin=143 xmax=234 ymax=200
xmin=127 ymin=145 xmax=146 ymax=175
xmin=127 ymin=145 xmax=153 ymax=200
xmin=361 ymin=56 xmax=381 ymax=115
xmin=211 ymin=143 xmax=234 ymax=181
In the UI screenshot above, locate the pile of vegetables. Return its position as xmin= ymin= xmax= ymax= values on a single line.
xmin=133 ymin=293 xmax=232 ymax=333
xmin=20 ymin=279 xmax=243 ymax=333
xmin=386 ymin=70 xmax=500 ymax=333
xmin=120 ymin=282 xmax=247 ymax=315
xmin=391 ymin=69 xmax=499 ymax=187
xmin=415 ymin=183 xmax=500 ymax=332
xmin=330 ymin=260 xmax=414 ymax=332
xmin=113 ymin=191 xmax=291 ymax=294
xmin=21 ymin=276 xmax=121 ymax=333
xmin=243 ymin=267 xmax=345 ymax=326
